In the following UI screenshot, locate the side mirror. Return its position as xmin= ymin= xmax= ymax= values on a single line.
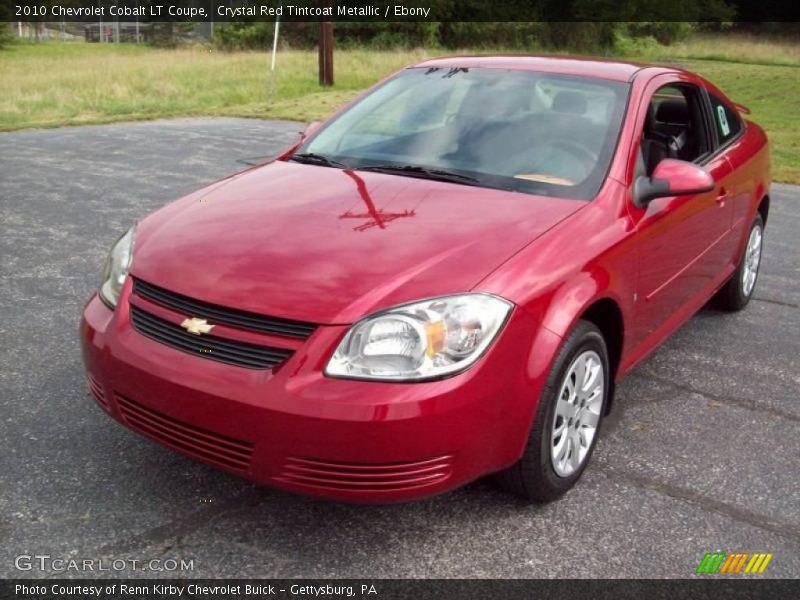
xmin=301 ymin=121 xmax=322 ymax=139
xmin=634 ymin=159 xmax=715 ymax=207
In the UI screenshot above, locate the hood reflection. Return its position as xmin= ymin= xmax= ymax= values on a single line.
xmin=339 ymin=169 xmax=416 ymax=231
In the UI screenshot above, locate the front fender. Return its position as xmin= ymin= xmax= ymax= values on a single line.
xmin=476 ymin=179 xmax=636 ymax=377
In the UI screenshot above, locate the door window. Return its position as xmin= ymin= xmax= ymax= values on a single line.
xmin=708 ymin=92 xmax=743 ymax=146
xmin=640 ymin=84 xmax=711 ymax=175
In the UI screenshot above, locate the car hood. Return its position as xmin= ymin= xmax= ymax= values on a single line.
xmin=132 ymin=161 xmax=584 ymax=324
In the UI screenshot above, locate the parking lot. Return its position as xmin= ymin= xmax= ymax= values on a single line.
xmin=1 ymin=118 xmax=798 ymax=578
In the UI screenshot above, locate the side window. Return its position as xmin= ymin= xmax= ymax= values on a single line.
xmin=708 ymin=93 xmax=743 ymax=146
xmin=640 ymin=84 xmax=709 ymax=176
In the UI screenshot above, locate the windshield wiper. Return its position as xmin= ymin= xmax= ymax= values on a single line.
xmin=289 ymin=152 xmax=347 ymax=169
xmin=357 ymin=164 xmax=482 ymax=186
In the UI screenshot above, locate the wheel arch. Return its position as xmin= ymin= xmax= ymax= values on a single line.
xmin=578 ymin=298 xmax=624 ymax=414
xmin=530 ymin=286 xmax=628 ymax=415
xmin=757 ymin=194 xmax=770 ymax=226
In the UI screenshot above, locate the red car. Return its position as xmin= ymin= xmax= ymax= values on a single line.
xmin=81 ymin=56 xmax=770 ymax=503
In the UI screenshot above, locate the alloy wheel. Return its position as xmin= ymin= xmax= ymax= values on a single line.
xmin=742 ymin=224 xmax=763 ymax=297
xmin=551 ymin=350 xmax=605 ymax=477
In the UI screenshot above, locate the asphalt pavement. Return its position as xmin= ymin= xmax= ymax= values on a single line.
xmin=1 ymin=118 xmax=798 ymax=579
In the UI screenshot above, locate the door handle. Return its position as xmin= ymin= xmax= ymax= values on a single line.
xmin=715 ymin=187 xmax=729 ymax=206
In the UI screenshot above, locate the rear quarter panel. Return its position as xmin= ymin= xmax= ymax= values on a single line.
xmin=724 ymin=121 xmax=771 ymax=254
xmin=698 ymin=75 xmax=771 ymax=245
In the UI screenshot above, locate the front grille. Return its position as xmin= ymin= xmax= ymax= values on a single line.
xmin=130 ymin=305 xmax=293 ymax=370
xmin=133 ymin=278 xmax=317 ymax=340
xmin=275 ymin=455 xmax=454 ymax=492
xmin=86 ymin=374 xmax=108 ymax=409
xmin=117 ymin=394 xmax=254 ymax=471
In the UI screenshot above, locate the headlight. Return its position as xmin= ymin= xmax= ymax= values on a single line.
xmin=325 ymin=293 xmax=513 ymax=381
xmin=99 ymin=226 xmax=135 ymax=308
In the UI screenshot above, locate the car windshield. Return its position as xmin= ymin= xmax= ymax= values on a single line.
xmin=295 ymin=67 xmax=630 ymax=200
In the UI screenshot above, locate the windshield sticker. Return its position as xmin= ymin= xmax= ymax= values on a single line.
xmin=717 ymin=106 xmax=731 ymax=137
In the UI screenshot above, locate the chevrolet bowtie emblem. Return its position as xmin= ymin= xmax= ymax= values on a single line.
xmin=180 ymin=317 xmax=215 ymax=335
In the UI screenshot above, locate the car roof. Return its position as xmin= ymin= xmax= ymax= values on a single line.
xmin=412 ymin=55 xmax=675 ymax=83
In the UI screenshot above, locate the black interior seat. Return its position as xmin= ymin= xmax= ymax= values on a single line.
xmin=643 ymin=95 xmax=699 ymax=173
xmin=546 ymin=90 xmax=600 ymax=147
xmin=655 ymin=99 xmax=689 ymax=134
xmin=656 ymin=99 xmax=692 ymax=159
xmin=642 ymin=103 xmax=669 ymax=175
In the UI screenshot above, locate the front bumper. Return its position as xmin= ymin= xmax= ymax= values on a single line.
xmin=80 ymin=287 xmax=560 ymax=503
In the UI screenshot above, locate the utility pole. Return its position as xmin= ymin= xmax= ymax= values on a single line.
xmin=268 ymin=17 xmax=280 ymax=104
xmin=318 ymin=22 xmax=334 ymax=86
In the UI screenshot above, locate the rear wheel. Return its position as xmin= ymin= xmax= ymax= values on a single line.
xmin=496 ymin=320 xmax=609 ymax=502
xmin=714 ymin=214 xmax=764 ymax=311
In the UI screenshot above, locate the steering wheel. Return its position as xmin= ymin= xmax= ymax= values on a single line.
xmin=550 ymin=139 xmax=599 ymax=166
xmin=518 ymin=139 xmax=598 ymax=184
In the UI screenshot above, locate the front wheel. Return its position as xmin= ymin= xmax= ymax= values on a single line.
xmin=714 ymin=214 xmax=764 ymax=311
xmin=496 ymin=320 xmax=609 ymax=502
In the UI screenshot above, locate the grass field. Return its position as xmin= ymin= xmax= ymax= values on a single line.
xmin=636 ymin=33 xmax=800 ymax=67
xmin=1 ymin=37 xmax=798 ymax=182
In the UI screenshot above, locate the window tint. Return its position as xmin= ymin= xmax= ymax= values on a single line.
xmin=708 ymin=93 xmax=743 ymax=146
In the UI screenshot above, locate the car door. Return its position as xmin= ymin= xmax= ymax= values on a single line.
xmin=627 ymin=76 xmax=734 ymax=348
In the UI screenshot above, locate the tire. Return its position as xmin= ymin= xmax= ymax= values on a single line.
xmin=714 ymin=214 xmax=764 ymax=311
xmin=496 ymin=320 xmax=609 ymax=502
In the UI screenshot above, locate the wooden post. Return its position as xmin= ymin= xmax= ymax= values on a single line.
xmin=318 ymin=22 xmax=334 ymax=87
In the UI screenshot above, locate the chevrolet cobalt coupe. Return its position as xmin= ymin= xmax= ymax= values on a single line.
xmin=81 ymin=56 xmax=770 ymax=503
